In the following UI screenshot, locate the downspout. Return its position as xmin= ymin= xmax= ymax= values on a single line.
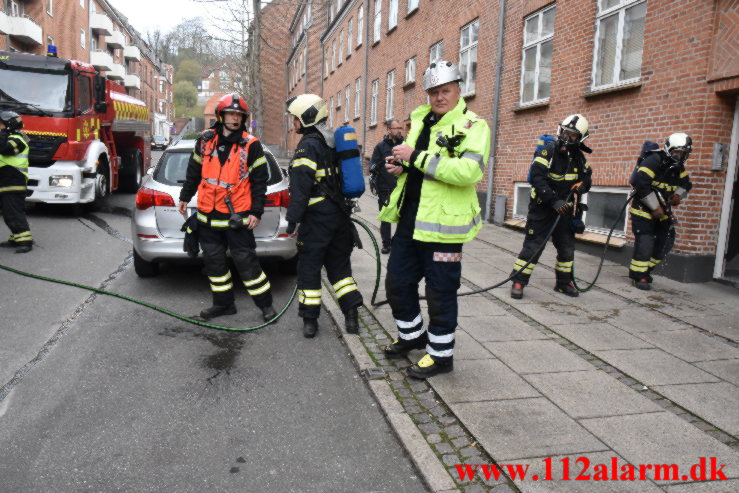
xmin=484 ymin=0 xmax=507 ymax=222
xmin=360 ymin=0 xmax=370 ymax=163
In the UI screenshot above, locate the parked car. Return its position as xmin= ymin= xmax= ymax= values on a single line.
xmin=131 ymin=139 xmax=297 ymax=277
xmin=150 ymin=135 xmax=169 ymax=150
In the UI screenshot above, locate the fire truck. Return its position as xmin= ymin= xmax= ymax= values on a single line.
xmin=0 ymin=50 xmax=151 ymax=205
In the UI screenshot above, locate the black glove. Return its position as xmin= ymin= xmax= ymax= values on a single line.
xmin=181 ymin=213 xmax=200 ymax=258
xmin=552 ymin=199 xmax=570 ymax=215
xmin=286 ymin=222 xmax=297 ymax=235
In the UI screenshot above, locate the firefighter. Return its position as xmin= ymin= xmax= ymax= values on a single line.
xmin=177 ymin=93 xmax=276 ymax=321
xmin=629 ymin=133 xmax=693 ymax=290
xmin=380 ymin=61 xmax=490 ymax=379
xmin=510 ymin=115 xmax=593 ymax=300
xmin=285 ymin=94 xmax=362 ymax=338
xmin=0 ymin=111 xmax=32 ymax=254
xmin=369 ymin=119 xmax=403 ymax=253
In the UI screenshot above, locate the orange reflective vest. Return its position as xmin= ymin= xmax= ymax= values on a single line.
xmin=197 ymin=131 xmax=256 ymax=213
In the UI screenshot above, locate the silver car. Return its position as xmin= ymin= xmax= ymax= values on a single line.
xmin=131 ymin=139 xmax=297 ymax=277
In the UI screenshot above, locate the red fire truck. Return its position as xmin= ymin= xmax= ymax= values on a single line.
xmin=0 ymin=50 xmax=150 ymax=205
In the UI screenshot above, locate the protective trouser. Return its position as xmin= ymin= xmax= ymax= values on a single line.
xmin=377 ymin=189 xmax=392 ymax=248
xmin=198 ymin=224 xmax=272 ymax=308
xmin=297 ymin=209 xmax=362 ymax=319
xmin=511 ymin=206 xmax=574 ymax=285
xmin=385 ymin=208 xmax=462 ymax=364
xmin=629 ymin=212 xmax=672 ymax=280
xmin=0 ymin=192 xmax=32 ymax=244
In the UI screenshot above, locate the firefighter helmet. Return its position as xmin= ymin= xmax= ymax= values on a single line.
xmin=665 ymin=132 xmax=692 ymax=164
xmin=215 ymin=93 xmax=249 ymax=122
xmin=423 ymin=60 xmax=462 ymax=91
xmin=0 ymin=111 xmax=23 ymax=133
xmin=286 ymin=94 xmax=328 ymax=128
xmin=558 ymin=114 xmax=589 ymax=141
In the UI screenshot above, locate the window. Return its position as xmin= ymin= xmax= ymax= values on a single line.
xmin=347 ymin=19 xmax=353 ymax=56
xmin=80 ymin=0 xmax=85 ymax=7
xmin=332 ymin=39 xmax=337 ymax=71
xmin=337 ymin=90 xmax=342 ymax=108
xmin=373 ymin=0 xmax=382 ymax=43
xmin=405 ymin=56 xmax=416 ymax=84
xmin=357 ymin=6 xmax=364 ymax=46
xmin=581 ymin=187 xmax=630 ymax=236
xmin=521 ymin=5 xmax=555 ymax=104
xmin=339 ymin=30 xmax=344 ymax=64
xmin=329 ymin=96 xmax=334 ymax=127
xmin=459 ymin=19 xmax=479 ymax=96
xmin=513 ymin=183 xmax=531 ymax=219
xmin=370 ymin=79 xmax=379 ymax=125
xmin=80 ymin=29 xmax=86 ymax=48
xmin=592 ymin=0 xmax=646 ymax=89
xmin=302 ymin=46 xmax=307 ymax=76
xmin=47 ymin=0 xmax=53 ymax=16
xmin=388 ymin=0 xmax=398 ymax=30
xmin=76 ymin=75 xmax=92 ymax=113
xmin=408 ymin=0 xmax=419 ymax=13
xmin=324 ymin=48 xmax=329 ymax=78
xmin=429 ymin=40 xmax=443 ymax=63
xmin=47 ymin=35 xmax=54 ymax=46
xmin=354 ymin=77 xmax=361 ymax=118
xmin=344 ymin=85 xmax=351 ymax=123
xmin=386 ymin=70 xmax=395 ymax=120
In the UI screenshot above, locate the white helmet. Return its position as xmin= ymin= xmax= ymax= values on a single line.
xmin=286 ymin=94 xmax=328 ymax=128
xmin=423 ymin=60 xmax=462 ymax=91
xmin=558 ymin=114 xmax=589 ymax=141
xmin=665 ymin=132 xmax=692 ymax=155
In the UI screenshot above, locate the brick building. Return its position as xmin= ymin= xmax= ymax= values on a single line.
xmin=1 ymin=0 xmax=174 ymax=138
xmin=260 ymin=0 xmax=739 ymax=283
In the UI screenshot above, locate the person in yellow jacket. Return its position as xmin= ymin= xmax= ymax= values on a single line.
xmin=380 ymin=61 xmax=490 ymax=378
xmin=0 ymin=111 xmax=32 ymax=254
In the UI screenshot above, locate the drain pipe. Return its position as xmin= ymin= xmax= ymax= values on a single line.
xmin=484 ymin=0 xmax=507 ymax=222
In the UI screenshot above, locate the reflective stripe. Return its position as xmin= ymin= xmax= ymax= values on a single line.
xmin=9 ymin=140 xmax=18 ymax=151
xmin=197 ymin=212 xmax=208 ymax=223
xmin=653 ymin=181 xmax=677 ymax=192
xmin=332 ymin=277 xmax=356 ymax=291
xmin=203 ymin=178 xmax=235 ymax=188
xmin=513 ymin=258 xmax=535 ymax=275
xmin=0 ymin=186 xmax=28 ymax=193
xmin=631 ymin=260 xmax=649 ymax=266
xmin=308 ymin=196 xmax=325 ymax=206
xmin=425 ymin=154 xmax=441 ymax=177
xmin=209 ymin=271 xmax=232 ymax=283
xmin=564 ymin=173 xmax=579 ymax=180
xmin=679 ymin=171 xmax=688 ymax=178
xmin=534 ymin=156 xmax=550 ymax=167
xmin=555 ymin=260 xmax=573 ymax=272
xmin=396 ymin=314 xmax=422 ymax=329
xmin=252 ymin=156 xmax=267 ymax=168
xmin=638 ymin=167 xmax=655 ymax=178
xmin=292 ymin=158 xmax=317 ymax=170
xmin=192 ymin=153 xmax=202 ymax=164
xmin=244 ymin=271 xmax=267 ymax=287
xmin=648 ymin=258 xmax=661 ymax=267
xmin=301 ymin=289 xmax=322 ymax=297
xmin=461 ymin=151 xmax=485 ymax=172
xmin=315 ymin=169 xmax=326 ymax=177
xmin=210 ymin=282 xmax=233 ymax=292
xmin=428 ymin=332 xmax=454 ymax=344
xmin=629 ymin=261 xmax=649 ymax=272
xmin=335 ymin=284 xmax=358 ymax=299
xmin=630 ymin=207 xmax=653 ymax=219
xmin=427 ymin=346 xmax=453 ymax=357
xmin=399 ymin=327 xmax=425 ymax=340
xmin=210 ymin=219 xmax=229 ymax=228
xmin=415 ymin=213 xmax=481 ymax=235
xmin=248 ymin=282 xmax=271 ymax=296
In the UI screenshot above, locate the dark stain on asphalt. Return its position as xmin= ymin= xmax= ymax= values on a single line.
xmin=196 ymin=332 xmax=245 ymax=380
xmin=84 ymin=214 xmax=132 ymax=244
xmin=236 ymin=457 xmax=246 ymax=463
xmin=230 ymin=467 xmax=240 ymax=474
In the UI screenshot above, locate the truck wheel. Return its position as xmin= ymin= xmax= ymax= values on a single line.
xmin=89 ymin=161 xmax=110 ymax=211
xmin=120 ymin=149 xmax=143 ymax=193
xmin=133 ymin=249 xmax=160 ymax=277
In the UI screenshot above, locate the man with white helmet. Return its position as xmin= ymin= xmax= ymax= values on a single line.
xmin=285 ymin=94 xmax=362 ymax=338
xmin=628 ymin=133 xmax=693 ymax=290
xmin=380 ymin=61 xmax=490 ymax=379
xmin=509 ymin=114 xmax=593 ymax=299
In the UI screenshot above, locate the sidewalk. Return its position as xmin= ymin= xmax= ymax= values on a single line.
xmin=330 ymin=190 xmax=739 ymax=492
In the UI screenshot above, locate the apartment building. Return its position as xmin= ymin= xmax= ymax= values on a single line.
xmin=0 ymin=0 xmax=174 ymax=137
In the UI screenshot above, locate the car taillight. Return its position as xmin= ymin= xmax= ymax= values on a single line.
xmin=135 ymin=187 xmax=175 ymax=210
xmin=265 ymin=189 xmax=290 ymax=208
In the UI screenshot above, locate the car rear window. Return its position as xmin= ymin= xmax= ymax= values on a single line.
xmin=154 ymin=149 xmax=284 ymax=187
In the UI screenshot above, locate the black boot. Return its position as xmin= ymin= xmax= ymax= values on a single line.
xmin=344 ymin=307 xmax=359 ymax=334
xmin=383 ymin=336 xmax=427 ymax=359
xmin=633 ymin=278 xmax=652 ymax=291
xmin=199 ymin=304 xmax=237 ymax=320
xmin=303 ymin=318 xmax=318 ymax=338
xmin=261 ymin=305 xmax=277 ymax=322
xmin=554 ymin=281 xmax=579 ymax=297
xmin=510 ymin=282 xmax=524 ymax=299
xmin=407 ymin=354 xmax=454 ymax=379
xmin=0 ymin=240 xmax=17 ymax=248
xmin=15 ymin=243 xmax=32 ymax=254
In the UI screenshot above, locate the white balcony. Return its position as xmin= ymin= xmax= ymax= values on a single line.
xmin=107 ymin=63 xmax=125 ymax=80
xmin=90 ymin=50 xmax=114 ymax=72
xmin=4 ymin=14 xmax=43 ymax=45
xmin=106 ymin=30 xmax=125 ymax=49
xmin=90 ymin=12 xmax=113 ymax=36
xmin=124 ymin=74 xmax=141 ymax=89
xmin=123 ymin=45 xmax=141 ymax=61
xmin=0 ymin=10 xmax=9 ymax=35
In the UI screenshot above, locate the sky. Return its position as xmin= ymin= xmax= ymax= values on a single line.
xmin=107 ymin=0 xmax=213 ymax=36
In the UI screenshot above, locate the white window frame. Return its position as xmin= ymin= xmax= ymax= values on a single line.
xmin=324 ymin=48 xmax=329 ymax=78
xmin=459 ymin=19 xmax=479 ymax=97
xmin=370 ymin=79 xmax=379 ymax=125
xmin=331 ymin=39 xmax=337 ymax=72
xmin=329 ymin=96 xmax=335 ymax=127
xmin=47 ymin=0 xmax=53 ymax=16
xmin=80 ymin=29 xmax=86 ymax=48
xmin=336 ymin=90 xmax=342 ymax=109
xmin=512 ymin=182 xmax=532 ymax=220
xmin=344 ymin=85 xmax=351 ymax=123
xmin=388 ymin=0 xmax=398 ymax=31
xmin=579 ymin=186 xmax=630 ymax=237
xmin=354 ymin=77 xmax=361 ymax=118
xmin=357 ymin=6 xmax=364 ymax=47
xmin=347 ymin=19 xmax=353 ymax=56
xmin=339 ymin=30 xmax=344 ymax=65
xmin=80 ymin=0 xmax=85 ymax=8
xmin=520 ymin=5 xmax=555 ymax=105
xmin=373 ymin=0 xmax=382 ymax=44
xmin=302 ymin=45 xmax=307 ymax=76
xmin=405 ymin=56 xmax=416 ymax=84
xmin=408 ymin=0 xmax=419 ymax=14
xmin=591 ymin=0 xmax=646 ymax=90
xmin=429 ymin=40 xmax=443 ymax=64
xmin=385 ymin=69 xmax=395 ymax=120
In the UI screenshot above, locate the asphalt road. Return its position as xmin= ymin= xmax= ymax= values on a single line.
xmin=0 ymin=154 xmax=426 ymax=492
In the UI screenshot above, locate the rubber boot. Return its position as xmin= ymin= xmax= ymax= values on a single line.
xmin=383 ymin=336 xmax=427 ymax=359
xmin=510 ymin=282 xmax=524 ymax=299
xmin=303 ymin=318 xmax=318 ymax=338
xmin=199 ymin=304 xmax=237 ymax=320
xmin=261 ymin=305 xmax=277 ymax=322
xmin=554 ymin=281 xmax=579 ymax=297
xmin=406 ymin=354 xmax=454 ymax=379
xmin=15 ymin=243 xmax=32 ymax=254
xmin=344 ymin=307 xmax=359 ymax=334
xmin=633 ymin=278 xmax=652 ymax=291
xmin=0 ymin=240 xmax=17 ymax=248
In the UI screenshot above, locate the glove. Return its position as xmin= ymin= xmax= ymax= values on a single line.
xmin=552 ymin=199 xmax=570 ymax=215
xmin=181 ymin=213 xmax=200 ymax=258
xmin=571 ymin=182 xmax=587 ymax=195
xmin=670 ymin=194 xmax=681 ymax=206
xmin=286 ymin=222 xmax=297 ymax=235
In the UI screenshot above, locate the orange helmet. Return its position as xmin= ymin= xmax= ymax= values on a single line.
xmin=215 ymin=93 xmax=249 ymax=122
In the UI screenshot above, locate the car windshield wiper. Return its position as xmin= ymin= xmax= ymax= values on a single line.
xmin=0 ymin=100 xmax=54 ymax=117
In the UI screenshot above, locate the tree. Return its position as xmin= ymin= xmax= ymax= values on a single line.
xmin=174 ymin=81 xmax=198 ymax=116
xmin=175 ymin=59 xmax=203 ymax=88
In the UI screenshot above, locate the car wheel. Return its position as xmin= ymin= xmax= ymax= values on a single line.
xmin=133 ymin=249 xmax=160 ymax=277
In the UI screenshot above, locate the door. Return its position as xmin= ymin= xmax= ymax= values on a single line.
xmin=715 ymin=96 xmax=739 ymax=281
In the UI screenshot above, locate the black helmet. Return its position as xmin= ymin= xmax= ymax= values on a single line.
xmin=0 ymin=111 xmax=23 ymax=133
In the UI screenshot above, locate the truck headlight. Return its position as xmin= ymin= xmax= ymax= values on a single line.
xmin=50 ymin=175 xmax=74 ymax=187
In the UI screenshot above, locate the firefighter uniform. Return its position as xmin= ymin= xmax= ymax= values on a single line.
xmin=379 ymin=96 xmax=490 ymax=374
xmin=370 ymin=134 xmax=400 ymax=251
xmin=629 ymin=150 xmax=691 ymax=286
xmin=180 ymin=128 xmax=273 ymax=317
xmin=510 ymin=137 xmax=592 ymax=294
xmin=286 ymin=126 xmax=363 ymax=330
xmin=0 ymin=129 xmax=32 ymax=253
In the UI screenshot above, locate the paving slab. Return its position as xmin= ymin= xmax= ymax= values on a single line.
xmin=549 ymin=322 xmax=654 ymax=352
xmin=595 ymin=306 xmax=692 ymax=334
xmin=651 ymin=382 xmax=739 ymax=436
xmin=450 ymin=398 xmax=607 ymax=461
xmin=580 ymin=412 xmax=739 ymax=485
xmin=453 ymin=330 xmax=495 ymax=360
xmin=514 ymin=301 xmax=608 ymax=326
xmin=680 ymin=315 xmax=739 ymax=344
xmin=637 ymin=329 xmax=739 ymax=363
xmin=639 ymin=292 xmax=716 ymax=319
xmin=429 ymin=359 xmax=540 ymax=403
xmin=457 ymin=296 xmax=510 ymax=317
xmin=484 ymin=340 xmax=594 ymax=374
xmin=665 ymin=479 xmax=739 ymax=492
xmin=594 ymin=349 xmax=721 ymax=385
xmin=524 ymin=370 xmax=662 ymax=419
xmin=460 ymin=315 xmax=550 ymax=342
xmin=696 ymin=359 xmax=739 ymax=386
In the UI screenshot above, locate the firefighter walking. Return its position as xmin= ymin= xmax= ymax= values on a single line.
xmin=178 ymin=93 xmax=276 ymax=321
xmin=629 ymin=133 xmax=693 ymax=290
xmin=380 ymin=61 xmax=490 ymax=379
xmin=510 ymin=115 xmax=593 ymax=300
xmin=369 ymin=119 xmax=403 ymax=254
xmin=0 ymin=111 xmax=32 ymax=254
xmin=285 ymin=94 xmax=362 ymax=338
